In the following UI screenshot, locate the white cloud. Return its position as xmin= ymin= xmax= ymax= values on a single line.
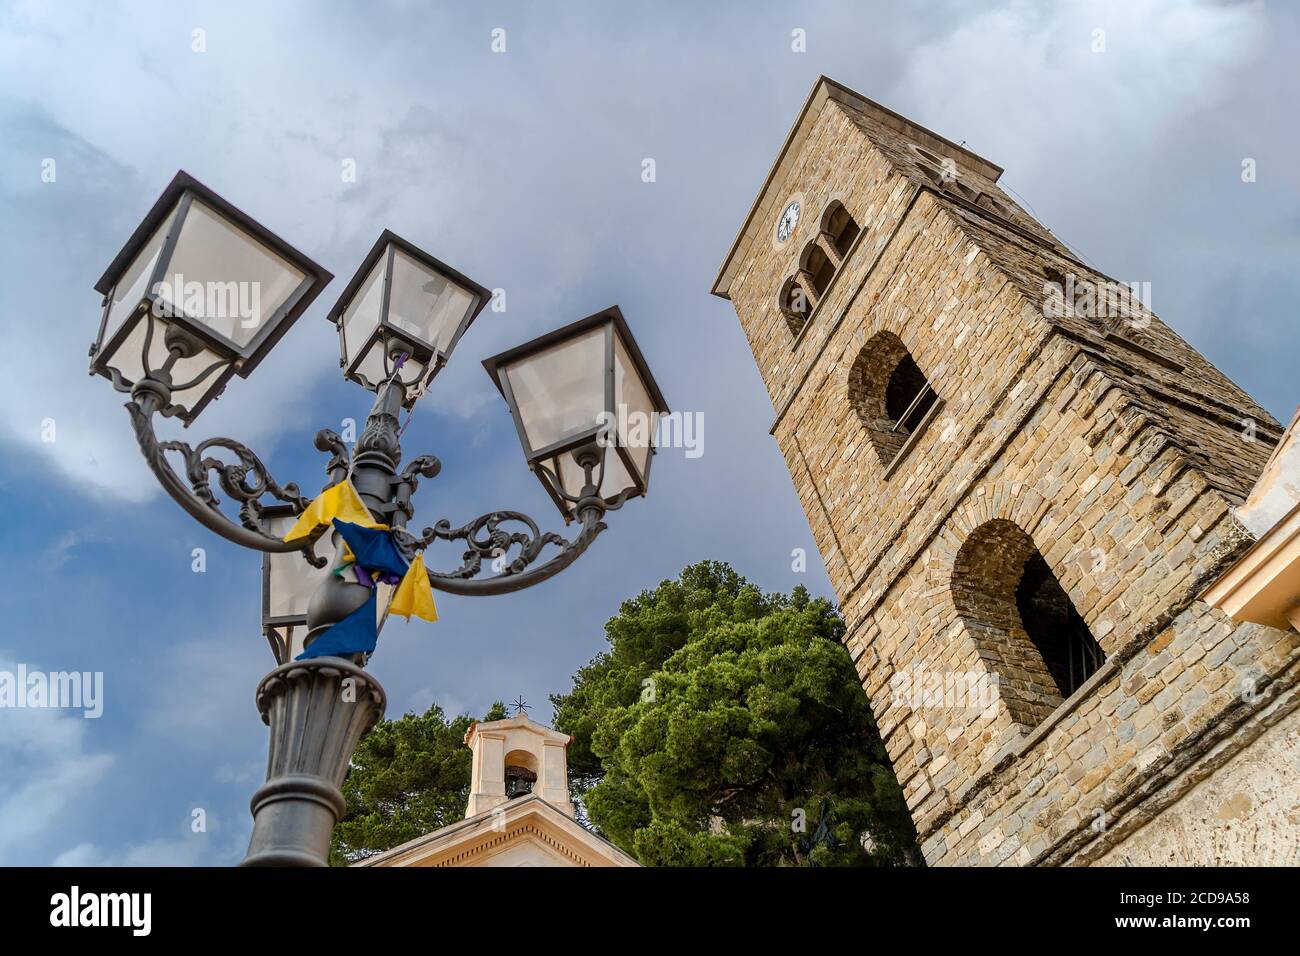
xmin=889 ymin=0 xmax=1267 ymax=277
xmin=0 ymin=3 xmax=480 ymax=503
xmin=142 ymin=639 xmax=266 ymax=752
xmin=0 ymin=655 xmax=115 ymax=862
xmin=895 ymin=0 xmax=1263 ymax=165
xmin=39 ymin=529 xmax=97 ymax=570
xmin=53 ymin=833 xmax=235 ymax=867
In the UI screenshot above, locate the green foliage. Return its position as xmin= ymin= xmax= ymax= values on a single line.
xmin=551 ymin=560 xmax=921 ymax=866
xmin=329 ymin=700 xmax=506 ymax=866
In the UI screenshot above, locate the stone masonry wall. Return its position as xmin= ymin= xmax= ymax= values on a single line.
xmin=722 ymin=92 xmax=1298 ymax=864
xmin=1093 ymin=703 xmax=1300 ymax=866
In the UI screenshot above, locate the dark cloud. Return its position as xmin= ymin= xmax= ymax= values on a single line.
xmin=0 ymin=0 xmax=1294 ymax=864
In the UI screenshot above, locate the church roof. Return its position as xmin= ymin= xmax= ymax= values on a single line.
xmin=1201 ymin=403 xmax=1300 ymax=629
xmin=464 ymin=713 xmax=571 ymax=746
xmin=353 ymin=794 xmax=640 ymax=868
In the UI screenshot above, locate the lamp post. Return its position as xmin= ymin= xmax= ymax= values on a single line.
xmin=91 ymin=171 xmax=669 ymax=866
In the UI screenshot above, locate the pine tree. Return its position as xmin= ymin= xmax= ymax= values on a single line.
xmin=551 ymin=561 xmax=921 ymax=866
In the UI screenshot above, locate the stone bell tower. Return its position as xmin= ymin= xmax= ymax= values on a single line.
xmin=464 ymin=714 xmax=576 ymax=818
xmin=358 ymin=714 xmax=638 ymax=867
xmin=712 ymin=76 xmax=1300 ymax=865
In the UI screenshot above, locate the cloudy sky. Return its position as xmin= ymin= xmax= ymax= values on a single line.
xmin=0 ymin=0 xmax=1295 ymax=865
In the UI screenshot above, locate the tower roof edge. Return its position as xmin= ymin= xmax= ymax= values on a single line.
xmin=711 ymin=75 xmax=1002 ymax=300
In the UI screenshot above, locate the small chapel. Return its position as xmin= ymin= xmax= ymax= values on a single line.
xmin=356 ymin=714 xmax=639 ymax=867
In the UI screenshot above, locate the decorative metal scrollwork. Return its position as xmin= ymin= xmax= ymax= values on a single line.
xmin=393 ymin=489 xmax=628 ymax=596
xmin=405 ymin=511 xmax=571 ymax=580
xmin=123 ymin=369 xmax=621 ymax=593
xmin=314 ymin=428 xmax=351 ymax=482
xmin=169 ymin=435 xmax=310 ymax=515
xmin=127 ymin=395 xmax=328 ymax=564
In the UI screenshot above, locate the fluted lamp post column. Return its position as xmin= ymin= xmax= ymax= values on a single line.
xmin=89 ymin=172 xmax=669 ymax=867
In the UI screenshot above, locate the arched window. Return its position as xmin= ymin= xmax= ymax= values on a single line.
xmin=977 ymin=192 xmax=1011 ymax=218
xmin=778 ymin=275 xmax=813 ymax=335
xmin=848 ymin=331 xmax=940 ymax=467
xmin=504 ymin=749 xmax=538 ymax=799
xmin=885 ymin=353 xmax=936 ymax=428
xmin=952 ymin=520 xmax=1106 ymax=729
xmin=820 ymin=200 xmax=861 ymax=261
xmin=800 ymin=241 xmax=835 ymax=299
xmin=911 ymin=144 xmax=944 ymax=166
xmin=949 ymin=181 xmax=981 ymax=203
xmin=910 ymin=144 xmax=951 ymax=187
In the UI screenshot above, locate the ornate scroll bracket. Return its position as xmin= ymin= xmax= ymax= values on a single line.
xmin=126 ymin=389 xmax=335 ymax=564
xmin=124 ymin=368 xmax=624 ymax=593
xmin=389 ymin=454 xmax=440 ymax=528
xmin=314 ymin=428 xmax=351 ymax=486
xmin=394 ymin=489 xmax=630 ymax=596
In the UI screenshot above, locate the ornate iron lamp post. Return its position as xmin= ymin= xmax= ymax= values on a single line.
xmin=91 ymin=171 xmax=669 ymax=866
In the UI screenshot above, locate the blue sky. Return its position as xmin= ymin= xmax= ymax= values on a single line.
xmin=0 ymin=0 xmax=1296 ymax=865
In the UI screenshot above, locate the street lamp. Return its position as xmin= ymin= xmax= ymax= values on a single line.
xmin=92 ymin=171 xmax=668 ymax=866
xmin=483 ymin=306 xmax=669 ymax=522
xmin=91 ymin=171 xmax=332 ymax=424
xmin=327 ymin=229 xmax=489 ymax=403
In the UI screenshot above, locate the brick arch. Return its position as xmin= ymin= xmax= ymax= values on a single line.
xmin=777 ymin=274 xmax=811 ymax=335
xmin=949 ymin=518 xmax=1106 ymax=730
xmin=819 ymin=198 xmax=861 ymax=261
xmin=923 ymin=483 xmax=1053 ymax=589
xmin=847 ymin=330 xmax=937 ymax=465
xmin=799 ymin=239 xmax=834 ymax=298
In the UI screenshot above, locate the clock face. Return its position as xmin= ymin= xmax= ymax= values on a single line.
xmin=776 ymin=200 xmax=801 ymax=243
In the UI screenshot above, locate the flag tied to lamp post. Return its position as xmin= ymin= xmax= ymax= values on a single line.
xmin=280 ymin=484 xmax=441 ymax=660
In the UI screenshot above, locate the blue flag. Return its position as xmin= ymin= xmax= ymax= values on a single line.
xmin=332 ymin=519 xmax=408 ymax=579
xmin=296 ymin=588 xmax=378 ymax=660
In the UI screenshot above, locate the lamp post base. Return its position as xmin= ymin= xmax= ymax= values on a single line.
xmin=240 ymin=657 xmax=386 ymax=867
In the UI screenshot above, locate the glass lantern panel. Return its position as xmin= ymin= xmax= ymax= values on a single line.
xmin=158 ymin=200 xmax=306 ymax=349
xmin=349 ymin=338 xmax=428 ymax=392
xmin=104 ymin=211 xmax=175 ymax=346
xmin=555 ymin=446 xmax=636 ymax=502
xmin=386 ymin=248 xmax=476 ymax=354
xmin=341 ymin=257 xmax=385 ymax=369
xmin=350 ymin=335 xmax=428 ymax=391
xmin=503 ymin=325 xmax=605 ymax=455
xmin=107 ymin=310 xmax=228 ymax=414
xmin=374 ymin=581 xmax=396 ymax=630
xmin=264 ymin=513 xmax=332 ymax=621
xmin=613 ymin=333 xmax=658 ymax=480
xmin=283 ymin=624 xmax=307 ymax=663
xmin=353 ymin=340 xmax=387 ymax=389
xmin=397 ymin=353 xmax=429 ymax=390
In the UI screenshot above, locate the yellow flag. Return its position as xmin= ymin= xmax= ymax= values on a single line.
xmin=282 ymin=479 xmax=386 ymax=543
xmin=389 ymin=553 xmax=438 ymax=622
